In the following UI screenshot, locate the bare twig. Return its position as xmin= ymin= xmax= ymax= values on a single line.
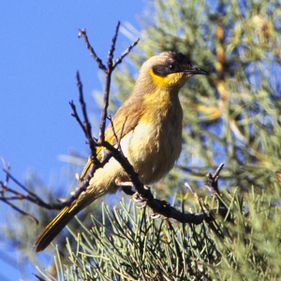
xmin=107 ymin=21 xmax=120 ymax=71
xmin=97 ymin=63 xmax=111 ymax=143
xmin=97 ymin=23 xmax=118 ymax=143
xmin=78 ymin=29 xmax=107 ymax=72
xmin=205 ymin=163 xmax=229 ymax=219
xmin=113 ymin=38 xmax=140 ymax=70
xmin=0 ymin=171 xmax=64 ymax=211
xmin=208 ymin=163 xmax=224 ymax=192
xmin=63 ymin=22 xmax=139 ymax=204
xmin=3 ymin=168 xmax=38 ymax=198
xmin=69 ymin=101 xmax=85 ymax=134
xmin=70 ymin=72 xmax=97 ymax=158
xmin=1 ymin=197 xmax=39 ymax=224
xmin=97 ymin=22 xmax=139 ymax=143
xmin=108 ymin=115 xmax=123 ymax=150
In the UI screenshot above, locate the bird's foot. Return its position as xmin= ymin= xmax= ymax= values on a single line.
xmin=115 ymin=179 xmax=134 ymax=188
xmin=132 ymin=185 xmax=150 ymax=201
xmin=144 ymin=185 xmax=150 ymax=190
xmin=116 ymin=179 xmax=151 ymax=208
xmin=132 ymin=192 xmax=145 ymax=202
xmin=151 ymin=212 xmax=161 ymax=219
xmin=151 ymin=200 xmax=169 ymax=219
xmin=132 ymin=185 xmax=151 ymax=208
xmin=115 ymin=179 xmax=135 ymax=195
xmin=133 ymin=192 xmax=147 ymax=208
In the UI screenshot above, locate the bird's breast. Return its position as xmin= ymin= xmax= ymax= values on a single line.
xmin=121 ymin=98 xmax=183 ymax=184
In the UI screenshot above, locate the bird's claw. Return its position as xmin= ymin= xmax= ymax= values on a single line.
xmin=160 ymin=200 xmax=169 ymax=207
xmin=133 ymin=192 xmax=145 ymax=202
xmin=115 ymin=179 xmax=135 ymax=195
xmin=151 ymin=212 xmax=161 ymax=219
xmin=115 ymin=179 xmax=134 ymax=188
xmin=133 ymin=191 xmax=150 ymax=208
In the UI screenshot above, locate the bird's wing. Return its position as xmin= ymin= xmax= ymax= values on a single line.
xmin=80 ymin=97 xmax=143 ymax=179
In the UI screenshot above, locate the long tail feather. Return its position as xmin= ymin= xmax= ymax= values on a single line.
xmin=35 ymin=203 xmax=81 ymax=252
xmin=35 ymin=187 xmax=107 ymax=252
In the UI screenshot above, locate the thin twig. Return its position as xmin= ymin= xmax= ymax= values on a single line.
xmin=0 ymin=179 xmax=63 ymax=210
xmin=108 ymin=115 xmax=120 ymax=148
xmin=108 ymin=115 xmax=127 ymax=150
xmin=97 ymin=66 xmax=110 ymax=143
xmin=78 ymin=29 xmax=107 ymax=72
xmin=1 ymin=196 xmax=38 ymax=224
xmin=107 ymin=21 xmax=120 ymax=71
xmin=75 ymin=71 xmax=97 ymax=157
xmin=69 ymin=101 xmax=85 ymax=135
xmin=113 ymin=38 xmax=140 ymax=70
xmin=98 ymin=69 xmax=113 ymax=142
xmin=3 ymin=168 xmax=38 ymax=198
xmin=205 ymin=163 xmax=228 ymax=219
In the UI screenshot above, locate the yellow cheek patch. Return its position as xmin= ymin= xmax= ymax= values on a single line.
xmin=149 ymin=69 xmax=185 ymax=88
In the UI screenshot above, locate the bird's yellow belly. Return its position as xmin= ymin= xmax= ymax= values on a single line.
xmin=122 ymin=115 xmax=182 ymax=184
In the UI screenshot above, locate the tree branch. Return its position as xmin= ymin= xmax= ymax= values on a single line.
xmin=70 ymin=71 xmax=97 ymax=159
xmin=78 ymin=29 xmax=107 ymax=72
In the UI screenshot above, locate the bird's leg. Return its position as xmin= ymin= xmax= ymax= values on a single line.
xmin=144 ymin=185 xmax=150 ymax=190
xmin=115 ymin=179 xmax=150 ymax=208
xmin=151 ymin=212 xmax=161 ymax=219
xmin=132 ymin=185 xmax=150 ymax=201
xmin=115 ymin=179 xmax=135 ymax=195
xmin=133 ymin=185 xmax=151 ymax=208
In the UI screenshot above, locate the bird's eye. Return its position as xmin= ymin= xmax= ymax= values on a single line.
xmin=168 ymin=64 xmax=174 ymax=70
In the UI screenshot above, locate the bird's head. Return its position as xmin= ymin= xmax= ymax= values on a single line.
xmin=137 ymin=51 xmax=208 ymax=92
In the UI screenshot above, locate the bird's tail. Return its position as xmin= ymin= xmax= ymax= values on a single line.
xmin=34 ymin=200 xmax=87 ymax=252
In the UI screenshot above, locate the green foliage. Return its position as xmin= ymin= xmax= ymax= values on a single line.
xmin=210 ymin=184 xmax=281 ymax=281
xmin=39 ymin=180 xmax=281 ymax=280
xmin=50 ymin=197 xmax=219 ymax=280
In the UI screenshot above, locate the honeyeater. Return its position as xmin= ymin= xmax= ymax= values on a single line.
xmin=35 ymin=51 xmax=207 ymax=252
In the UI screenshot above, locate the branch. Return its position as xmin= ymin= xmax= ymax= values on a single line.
xmin=0 ymin=167 xmax=63 ymax=223
xmin=70 ymin=72 xmax=97 ymax=159
xmin=107 ymin=21 xmax=120 ymax=71
xmin=64 ymin=22 xmax=139 ymax=204
xmin=113 ymin=38 xmax=140 ymax=70
xmin=97 ymin=22 xmax=140 ymax=144
xmin=78 ymin=29 xmax=107 ymax=72
xmin=205 ymin=163 xmax=229 ymax=219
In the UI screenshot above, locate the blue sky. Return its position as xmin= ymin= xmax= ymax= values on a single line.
xmin=0 ymin=1 xmax=144 ymax=279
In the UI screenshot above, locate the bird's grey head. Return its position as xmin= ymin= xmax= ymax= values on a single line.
xmin=136 ymin=51 xmax=208 ymax=91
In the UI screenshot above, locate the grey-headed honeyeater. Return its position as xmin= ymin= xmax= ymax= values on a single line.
xmin=35 ymin=51 xmax=208 ymax=252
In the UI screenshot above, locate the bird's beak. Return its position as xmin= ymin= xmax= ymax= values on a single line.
xmin=183 ymin=66 xmax=208 ymax=75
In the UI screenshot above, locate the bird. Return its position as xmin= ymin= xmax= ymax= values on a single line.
xmin=35 ymin=51 xmax=208 ymax=252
